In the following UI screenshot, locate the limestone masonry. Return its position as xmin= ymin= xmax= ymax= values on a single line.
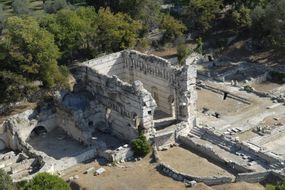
xmin=0 ymin=50 xmax=198 ymax=181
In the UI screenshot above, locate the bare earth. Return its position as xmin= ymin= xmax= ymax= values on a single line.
xmin=158 ymin=146 xmax=232 ymax=177
xmin=197 ymin=89 xmax=250 ymax=115
xmin=62 ymin=155 xmax=188 ymax=190
xmin=213 ymin=182 xmax=265 ymax=190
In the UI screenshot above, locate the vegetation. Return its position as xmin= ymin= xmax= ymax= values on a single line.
xmin=0 ymin=169 xmax=16 ymax=190
xmin=186 ymin=0 xmax=223 ymax=32
xmin=177 ymin=38 xmax=192 ymax=64
xmin=266 ymin=180 xmax=285 ymax=190
xmin=12 ymin=0 xmax=31 ymax=15
xmin=131 ymin=135 xmax=151 ymax=157
xmin=19 ymin=172 xmax=71 ymax=190
xmin=0 ymin=0 xmax=284 ymax=105
xmin=43 ymin=0 xmax=69 ymax=13
xmin=251 ymin=0 xmax=285 ymax=48
xmin=160 ymin=14 xmax=187 ymax=44
xmin=0 ymin=16 xmax=67 ymax=88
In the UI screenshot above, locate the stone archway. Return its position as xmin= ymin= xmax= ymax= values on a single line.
xmin=31 ymin=126 xmax=48 ymax=136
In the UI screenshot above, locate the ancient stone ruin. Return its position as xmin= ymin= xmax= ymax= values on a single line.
xmin=0 ymin=50 xmax=198 ymax=181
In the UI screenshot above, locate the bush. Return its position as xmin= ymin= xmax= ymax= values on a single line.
xmin=0 ymin=169 xmax=16 ymax=190
xmin=131 ymin=135 xmax=151 ymax=157
xmin=20 ymin=172 xmax=71 ymax=190
xmin=0 ymin=71 xmax=38 ymax=104
xmin=12 ymin=0 xmax=30 ymax=15
xmin=177 ymin=42 xmax=192 ymax=64
xmin=44 ymin=0 xmax=69 ymax=14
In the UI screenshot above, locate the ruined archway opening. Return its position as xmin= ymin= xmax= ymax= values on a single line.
xmin=31 ymin=126 xmax=48 ymax=137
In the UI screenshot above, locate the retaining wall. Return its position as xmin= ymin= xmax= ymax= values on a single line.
xmin=157 ymin=163 xmax=234 ymax=186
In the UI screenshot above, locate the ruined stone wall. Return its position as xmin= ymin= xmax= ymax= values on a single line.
xmin=56 ymin=109 xmax=90 ymax=144
xmin=122 ymin=51 xmax=197 ymax=124
xmin=72 ymin=50 xmax=197 ymax=141
xmin=74 ymin=65 xmax=156 ymax=141
xmin=157 ymin=162 xmax=234 ymax=186
xmin=122 ymin=51 xmax=177 ymax=115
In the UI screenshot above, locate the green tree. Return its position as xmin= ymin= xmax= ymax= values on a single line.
xmin=160 ymin=14 xmax=187 ymax=44
xmin=43 ymin=0 xmax=69 ymax=13
xmin=0 ymin=169 xmax=16 ymax=190
xmin=230 ymin=4 xmax=252 ymax=31
xmin=20 ymin=172 xmax=71 ymax=190
xmin=187 ymin=0 xmax=223 ymax=32
xmin=0 ymin=16 xmax=67 ymax=88
xmin=252 ymin=0 xmax=285 ymax=48
xmin=96 ymin=8 xmax=142 ymax=53
xmin=12 ymin=0 xmax=31 ymax=15
xmin=177 ymin=42 xmax=192 ymax=64
xmin=41 ymin=7 xmax=97 ymax=60
xmin=131 ymin=135 xmax=150 ymax=157
xmin=0 ymin=4 xmax=5 ymax=30
xmin=195 ymin=37 xmax=203 ymax=54
xmin=119 ymin=0 xmax=162 ymax=30
xmin=0 ymin=71 xmax=37 ymax=104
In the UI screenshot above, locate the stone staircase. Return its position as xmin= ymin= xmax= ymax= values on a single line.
xmin=189 ymin=127 xmax=205 ymax=138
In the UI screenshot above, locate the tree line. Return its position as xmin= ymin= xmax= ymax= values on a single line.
xmin=0 ymin=3 xmax=186 ymax=104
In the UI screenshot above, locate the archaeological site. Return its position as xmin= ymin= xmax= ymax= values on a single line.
xmin=0 ymin=50 xmax=284 ymax=188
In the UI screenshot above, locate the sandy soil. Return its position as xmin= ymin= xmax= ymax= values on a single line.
xmin=62 ymin=155 xmax=188 ymax=190
xmin=213 ymin=182 xmax=265 ymax=190
xmin=62 ymin=155 xmax=264 ymax=190
xmin=159 ymin=146 xmax=233 ymax=177
xmin=251 ymin=82 xmax=282 ymax=92
xmin=197 ymin=89 xmax=250 ymax=115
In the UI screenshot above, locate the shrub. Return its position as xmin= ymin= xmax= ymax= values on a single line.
xmin=44 ymin=0 xmax=69 ymax=14
xmin=0 ymin=169 xmax=16 ymax=190
xmin=20 ymin=172 xmax=71 ymax=190
xmin=12 ymin=0 xmax=30 ymax=15
xmin=131 ymin=135 xmax=151 ymax=157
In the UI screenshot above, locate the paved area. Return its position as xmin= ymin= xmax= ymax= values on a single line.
xmin=28 ymin=127 xmax=86 ymax=159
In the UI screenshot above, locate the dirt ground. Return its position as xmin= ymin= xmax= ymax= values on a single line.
xmin=159 ymin=146 xmax=233 ymax=177
xmin=62 ymin=154 xmax=265 ymax=190
xmin=62 ymin=155 xmax=188 ymax=190
xmin=251 ymin=81 xmax=282 ymax=92
xmin=213 ymin=182 xmax=265 ymax=190
xmin=197 ymin=89 xmax=250 ymax=115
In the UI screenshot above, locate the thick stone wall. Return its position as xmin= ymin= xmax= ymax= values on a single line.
xmin=74 ymin=64 xmax=157 ymax=141
xmin=179 ymin=135 xmax=251 ymax=173
xmin=157 ymin=163 xmax=234 ymax=186
xmin=73 ymin=50 xmax=198 ymax=140
xmin=235 ymin=171 xmax=270 ymax=183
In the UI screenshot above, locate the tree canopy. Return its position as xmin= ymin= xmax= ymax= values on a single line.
xmin=0 ymin=16 xmax=67 ymax=88
xmin=19 ymin=173 xmax=71 ymax=190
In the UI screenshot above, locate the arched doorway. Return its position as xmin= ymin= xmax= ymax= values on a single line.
xmin=31 ymin=126 xmax=48 ymax=136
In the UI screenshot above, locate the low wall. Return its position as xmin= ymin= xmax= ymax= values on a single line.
xmin=157 ymin=163 xmax=234 ymax=186
xmin=99 ymin=146 xmax=134 ymax=162
xmin=199 ymin=127 xmax=284 ymax=166
xmin=179 ymin=135 xmax=251 ymax=173
xmin=154 ymin=130 xmax=175 ymax=148
xmin=236 ymin=171 xmax=270 ymax=183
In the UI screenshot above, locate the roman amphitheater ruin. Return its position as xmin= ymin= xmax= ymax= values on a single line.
xmin=0 ymin=50 xmax=284 ymax=187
